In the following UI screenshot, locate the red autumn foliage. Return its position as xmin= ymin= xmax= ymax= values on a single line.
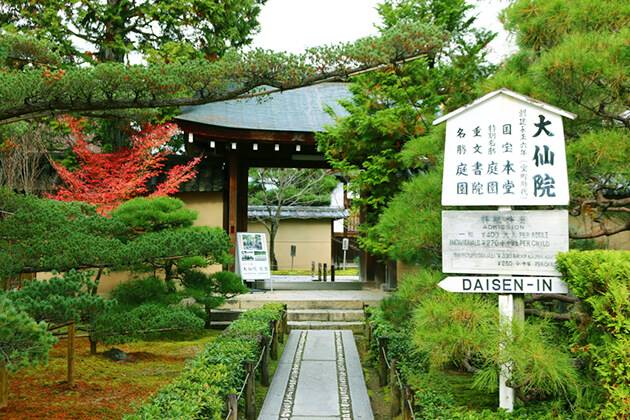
xmin=49 ymin=118 xmax=201 ymax=214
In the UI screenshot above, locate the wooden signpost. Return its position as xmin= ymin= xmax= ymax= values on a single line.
xmin=433 ymin=89 xmax=576 ymax=412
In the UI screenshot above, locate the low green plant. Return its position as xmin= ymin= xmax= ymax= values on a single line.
xmin=128 ymin=304 xmax=284 ymax=419
xmin=92 ymin=303 xmax=204 ymax=344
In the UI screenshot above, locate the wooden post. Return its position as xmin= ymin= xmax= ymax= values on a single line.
xmin=331 ymin=264 xmax=335 ymax=282
xmin=378 ymin=337 xmax=388 ymax=387
xmin=402 ymin=385 xmax=414 ymax=420
xmin=67 ymin=321 xmax=75 ymax=386
xmin=282 ymin=304 xmax=289 ymax=336
xmin=261 ymin=337 xmax=270 ymax=387
xmin=390 ymin=358 xmax=401 ymax=417
xmin=278 ymin=311 xmax=285 ymax=344
xmin=245 ymin=361 xmax=256 ymax=420
xmin=498 ymin=294 xmax=514 ymax=412
xmin=318 ymin=263 xmax=322 ymax=281
xmin=270 ymin=320 xmax=279 ymax=360
xmin=227 ymin=393 xmax=238 ymax=420
xmin=323 ymin=263 xmax=328 ymax=282
xmin=0 ymin=360 xmax=8 ymax=409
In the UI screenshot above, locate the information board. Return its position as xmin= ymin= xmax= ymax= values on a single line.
xmin=236 ymin=232 xmax=271 ymax=281
xmin=441 ymin=93 xmax=570 ymax=206
xmin=442 ymin=210 xmax=569 ymax=276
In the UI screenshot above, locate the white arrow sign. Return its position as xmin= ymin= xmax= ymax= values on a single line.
xmin=439 ymin=276 xmax=568 ymax=294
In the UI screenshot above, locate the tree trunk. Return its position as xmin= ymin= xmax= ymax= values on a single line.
xmin=67 ymin=322 xmax=75 ymax=386
xmin=89 ymin=336 xmax=97 ymax=355
xmin=164 ymin=263 xmax=176 ymax=292
xmin=0 ymin=360 xmax=8 ymax=409
xmin=269 ymin=222 xmax=279 ymax=271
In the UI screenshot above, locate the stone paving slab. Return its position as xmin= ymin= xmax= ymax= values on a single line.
xmin=259 ymin=330 xmax=374 ymax=420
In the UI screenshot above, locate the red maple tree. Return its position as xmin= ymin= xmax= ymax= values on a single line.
xmin=49 ymin=118 xmax=201 ymax=213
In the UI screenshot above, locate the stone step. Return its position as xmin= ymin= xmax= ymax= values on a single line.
xmin=253 ymin=280 xmax=362 ymax=291
xmin=288 ymin=321 xmax=365 ymax=334
xmin=209 ymin=309 xmax=244 ymax=322
xmin=287 ymin=309 xmax=365 ymax=322
xmin=207 ymin=320 xmax=231 ymax=330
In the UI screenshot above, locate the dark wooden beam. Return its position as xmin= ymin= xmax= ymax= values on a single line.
xmin=177 ymin=120 xmax=316 ymax=144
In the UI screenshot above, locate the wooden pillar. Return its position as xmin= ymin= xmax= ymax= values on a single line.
xmin=237 ymin=162 xmax=249 ymax=233
xmin=227 ymin=153 xmax=239 ymax=250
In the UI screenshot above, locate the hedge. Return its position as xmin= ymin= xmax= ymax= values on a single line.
xmin=126 ymin=303 xmax=285 ymax=419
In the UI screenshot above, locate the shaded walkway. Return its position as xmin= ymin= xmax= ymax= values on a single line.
xmin=259 ymin=330 xmax=373 ymax=420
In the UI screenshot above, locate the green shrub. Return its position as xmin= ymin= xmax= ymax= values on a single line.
xmin=181 ymin=270 xmax=249 ymax=327
xmin=109 ymin=276 xmax=170 ymax=306
xmin=128 ymin=304 xmax=285 ymax=419
xmin=92 ymin=303 xmax=204 ymax=344
xmin=412 ymin=291 xmax=496 ymax=370
xmin=557 ymin=250 xmax=630 ymax=418
xmin=7 ymin=270 xmax=110 ymax=324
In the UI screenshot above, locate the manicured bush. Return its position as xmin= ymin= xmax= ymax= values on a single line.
xmin=92 ymin=303 xmax=205 ymax=344
xmin=127 ymin=304 xmax=284 ymax=419
xmin=557 ymin=250 xmax=630 ymax=418
xmin=109 ymin=276 xmax=170 ymax=306
xmin=7 ymin=270 xmax=110 ymax=324
xmin=181 ymin=270 xmax=249 ymax=327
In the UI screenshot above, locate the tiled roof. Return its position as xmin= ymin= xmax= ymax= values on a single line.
xmin=176 ymin=83 xmax=351 ymax=132
xmin=248 ymin=205 xmax=347 ymax=220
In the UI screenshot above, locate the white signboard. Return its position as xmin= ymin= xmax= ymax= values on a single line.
xmin=236 ymin=232 xmax=271 ymax=281
xmin=442 ymin=210 xmax=569 ymax=276
xmin=439 ymin=92 xmax=570 ymax=206
xmin=439 ymin=276 xmax=568 ymax=294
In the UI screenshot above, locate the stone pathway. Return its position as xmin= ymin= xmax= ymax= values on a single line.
xmin=259 ymin=330 xmax=373 ymax=420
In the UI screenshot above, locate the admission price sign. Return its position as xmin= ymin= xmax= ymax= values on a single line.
xmin=436 ymin=89 xmax=572 ymax=206
xmin=442 ymin=210 xmax=569 ymax=276
xmin=433 ymin=89 xmax=576 ymax=413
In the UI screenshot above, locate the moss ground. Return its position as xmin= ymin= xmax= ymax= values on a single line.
xmin=0 ymin=331 xmax=220 ymax=420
